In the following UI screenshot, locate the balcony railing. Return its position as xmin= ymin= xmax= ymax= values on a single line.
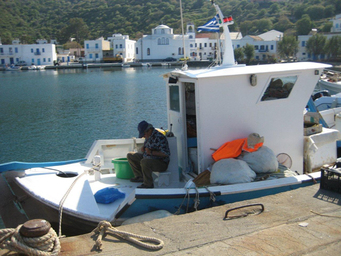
xmin=0 ymin=52 xmax=14 ymax=55
xmin=34 ymin=52 xmax=41 ymax=55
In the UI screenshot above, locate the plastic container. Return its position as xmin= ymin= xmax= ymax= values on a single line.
xmin=320 ymin=168 xmax=341 ymax=194
xmin=112 ymin=158 xmax=134 ymax=179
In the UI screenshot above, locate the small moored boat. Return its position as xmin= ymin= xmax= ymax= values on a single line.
xmin=0 ymin=2 xmax=337 ymax=236
xmin=318 ymin=69 xmax=341 ymax=95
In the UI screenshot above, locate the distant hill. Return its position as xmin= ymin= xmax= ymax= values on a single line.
xmin=0 ymin=0 xmax=340 ymax=45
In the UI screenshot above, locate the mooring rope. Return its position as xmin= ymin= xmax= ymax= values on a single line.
xmin=58 ymin=171 xmax=87 ymax=237
xmin=0 ymin=224 xmax=60 ymax=255
xmin=193 ymin=186 xmax=200 ymax=211
xmin=93 ymin=220 xmax=164 ymax=251
xmin=204 ymin=186 xmax=216 ymax=203
xmin=174 ymin=188 xmax=190 ymax=215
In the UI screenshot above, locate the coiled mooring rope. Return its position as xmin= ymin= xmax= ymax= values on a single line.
xmin=0 ymin=224 xmax=60 ymax=255
xmin=93 ymin=220 xmax=164 ymax=251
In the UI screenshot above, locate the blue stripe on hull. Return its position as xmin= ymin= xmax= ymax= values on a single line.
xmin=120 ymin=181 xmax=318 ymax=219
xmin=0 ymin=159 xmax=86 ymax=173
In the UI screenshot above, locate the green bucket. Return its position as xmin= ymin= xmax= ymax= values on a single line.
xmin=112 ymin=158 xmax=134 ymax=179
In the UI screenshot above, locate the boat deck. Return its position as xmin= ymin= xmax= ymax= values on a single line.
xmin=2 ymin=183 xmax=337 ymax=255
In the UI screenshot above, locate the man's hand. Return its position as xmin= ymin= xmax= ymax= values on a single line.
xmin=145 ymin=148 xmax=152 ymax=155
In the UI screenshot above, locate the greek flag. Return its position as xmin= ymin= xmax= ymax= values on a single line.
xmin=197 ymin=15 xmax=219 ymax=32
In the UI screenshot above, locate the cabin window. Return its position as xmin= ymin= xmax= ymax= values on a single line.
xmin=261 ymin=76 xmax=297 ymax=101
xmin=169 ymin=86 xmax=180 ymax=112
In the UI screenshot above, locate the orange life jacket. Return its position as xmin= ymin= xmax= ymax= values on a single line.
xmin=212 ymin=138 xmax=263 ymax=161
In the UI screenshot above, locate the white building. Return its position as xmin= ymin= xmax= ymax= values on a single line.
xmin=135 ymin=24 xmax=190 ymax=61
xmin=297 ymin=14 xmax=341 ymax=61
xmin=0 ymin=39 xmax=57 ymax=66
xmin=107 ymin=34 xmax=136 ymax=62
xmin=331 ymin=14 xmax=341 ymax=33
xmin=232 ymin=30 xmax=282 ymax=61
xmin=192 ymin=31 xmax=220 ymax=61
xmin=84 ymin=37 xmax=110 ymax=63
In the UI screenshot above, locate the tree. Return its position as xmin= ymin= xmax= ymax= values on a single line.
xmin=306 ymin=34 xmax=327 ymax=60
xmin=296 ymin=14 xmax=313 ymax=35
xmin=321 ymin=22 xmax=333 ymax=32
xmin=324 ymin=36 xmax=341 ymax=59
xmin=234 ymin=47 xmax=244 ymax=63
xmin=306 ymin=5 xmax=325 ymax=20
xmin=240 ymin=20 xmax=253 ymax=36
xmin=274 ymin=16 xmax=294 ymax=32
xmin=244 ymin=43 xmax=255 ymax=64
xmin=269 ymin=3 xmax=280 ymax=14
xmin=277 ymin=35 xmax=299 ymax=60
xmin=58 ymin=18 xmax=90 ymax=45
xmin=256 ymin=18 xmax=273 ymax=33
xmin=324 ymin=5 xmax=335 ymax=17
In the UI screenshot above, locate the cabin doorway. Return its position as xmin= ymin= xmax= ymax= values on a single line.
xmin=168 ymin=80 xmax=199 ymax=176
xmin=185 ymin=82 xmax=198 ymax=174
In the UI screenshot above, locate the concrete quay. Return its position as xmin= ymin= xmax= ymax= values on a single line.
xmin=1 ymin=184 xmax=340 ymax=255
xmin=0 ymin=60 xmax=211 ymax=71
xmin=60 ymin=184 xmax=340 ymax=255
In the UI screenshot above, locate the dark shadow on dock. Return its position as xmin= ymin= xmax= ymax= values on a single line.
xmin=313 ymin=188 xmax=341 ymax=205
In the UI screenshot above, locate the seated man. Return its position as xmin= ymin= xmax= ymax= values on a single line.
xmin=127 ymin=121 xmax=170 ymax=188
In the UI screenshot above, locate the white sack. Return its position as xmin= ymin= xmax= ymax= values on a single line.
xmin=239 ymin=146 xmax=278 ymax=173
xmin=210 ymin=158 xmax=256 ymax=185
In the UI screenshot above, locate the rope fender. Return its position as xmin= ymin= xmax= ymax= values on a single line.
xmin=0 ymin=224 xmax=60 ymax=255
xmin=93 ymin=220 xmax=164 ymax=251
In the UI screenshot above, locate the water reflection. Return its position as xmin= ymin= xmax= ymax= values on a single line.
xmin=0 ymin=67 xmax=173 ymax=163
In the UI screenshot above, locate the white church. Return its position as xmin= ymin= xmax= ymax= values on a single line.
xmin=135 ymin=23 xmax=230 ymax=62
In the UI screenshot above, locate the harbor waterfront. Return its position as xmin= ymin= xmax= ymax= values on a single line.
xmin=0 ymin=66 xmax=175 ymax=164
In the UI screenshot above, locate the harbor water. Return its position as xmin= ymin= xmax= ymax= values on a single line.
xmin=0 ymin=67 xmax=174 ymax=164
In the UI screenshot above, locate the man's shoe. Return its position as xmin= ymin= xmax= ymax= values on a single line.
xmin=137 ymin=184 xmax=154 ymax=189
xmin=130 ymin=176 xmax=143 ymax=182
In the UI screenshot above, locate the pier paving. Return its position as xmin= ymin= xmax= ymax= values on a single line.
xmin=1 ymin=184 xmax=340 ymax=255
xmin=58 ymin=184 xmax=341 ymax=256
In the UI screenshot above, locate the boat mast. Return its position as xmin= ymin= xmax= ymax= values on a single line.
xmin=180 ymin=0 xmax=187 ymax=68
xmin=212 ymin=1 xmax=235 ymax=66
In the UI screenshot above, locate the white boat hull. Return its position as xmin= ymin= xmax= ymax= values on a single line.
xmin=318 ymin=78 xmax=341 ymax=95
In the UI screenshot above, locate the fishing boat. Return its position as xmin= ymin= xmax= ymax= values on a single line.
xmin=0 ymin=2 xmax=338 ymax=236
xmin=5 ymin=64 xmax=22 ymax=71
xmin=317 ymin=69 xmax=341 ymax=94
xmin=141 ymin=62 xmax=152 ymax=67
xmin=28 ymin=65 xmax=46 ymax=70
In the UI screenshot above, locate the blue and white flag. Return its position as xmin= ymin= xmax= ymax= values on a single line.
xmin=197 ymin=15 xmax=219 ymax=32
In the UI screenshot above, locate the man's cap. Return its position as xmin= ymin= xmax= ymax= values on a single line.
xmin=138 ymin=121 xmax=153 ymax=138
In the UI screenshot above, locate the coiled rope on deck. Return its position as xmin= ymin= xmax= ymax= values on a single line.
xmin=93 ymin=220 xmax=164 ymax=251
xmin=0 ymin=224 xmax=60 ymax=255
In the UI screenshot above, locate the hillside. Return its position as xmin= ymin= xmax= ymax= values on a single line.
xmin=0 ymin=0 xmax=340 ymax=45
